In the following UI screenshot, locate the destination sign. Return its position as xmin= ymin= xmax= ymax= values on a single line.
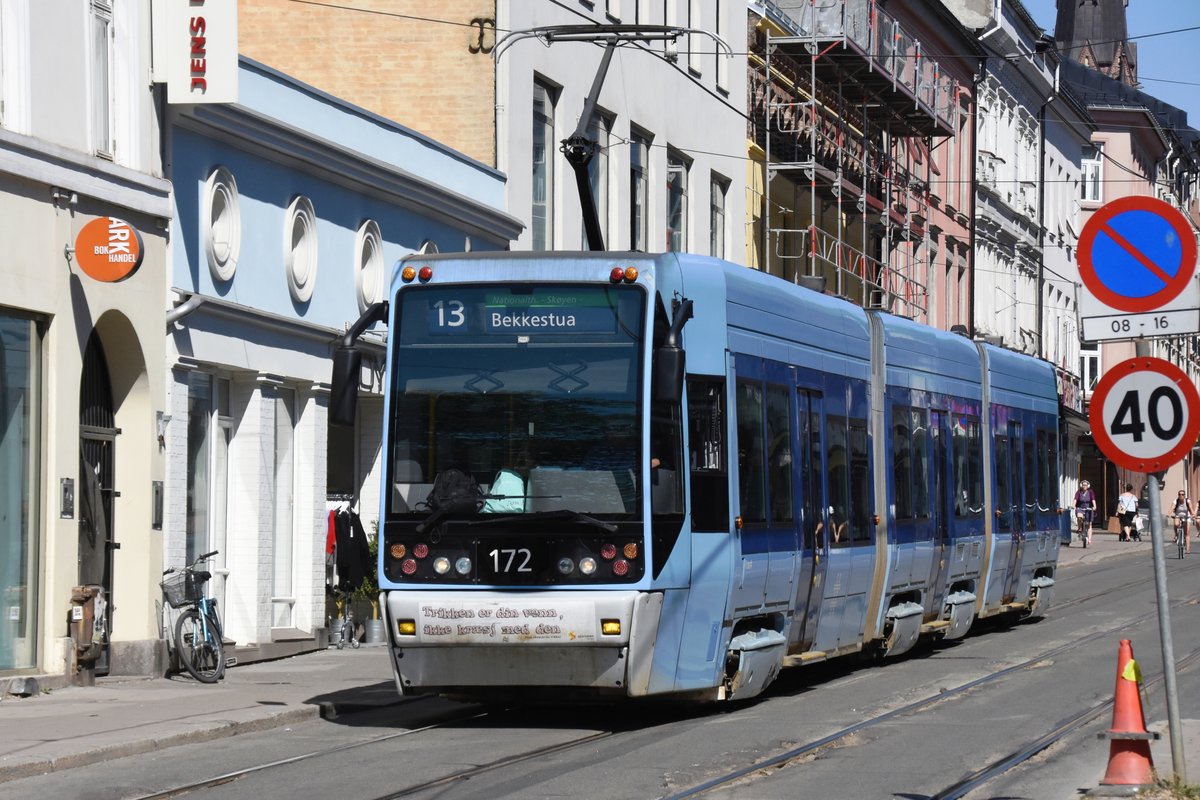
xmin=424 ymin=290 xmax=619 ymax=335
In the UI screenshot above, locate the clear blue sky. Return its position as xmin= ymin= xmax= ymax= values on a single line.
xmin=1024 ymin=0 xmax=1200 ymax=127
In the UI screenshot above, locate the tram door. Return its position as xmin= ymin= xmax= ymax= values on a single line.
xmin=1002 ymin=422 xmax=1025 ymax=603
xmin=793 ymin=389 xmax=826 ymax=651
xmin=926 ymin=410 xmax=950 ymax=617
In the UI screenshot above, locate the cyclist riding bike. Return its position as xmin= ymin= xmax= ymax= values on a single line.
xmin=1173 ymin=490 xmax=1193 ymax=556
xmin=1074 ymin=480 xmax=1097 ymax=547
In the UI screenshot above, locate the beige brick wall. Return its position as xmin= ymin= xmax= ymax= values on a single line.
xmin=238 ymin=0 xmax=497 ymax=165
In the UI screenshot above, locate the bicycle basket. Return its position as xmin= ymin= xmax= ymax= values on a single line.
xmin=160 ymin=570 xmax=210 ymax=609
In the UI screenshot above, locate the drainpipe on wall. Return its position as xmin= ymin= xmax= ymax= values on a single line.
xmin=165 ymin=294 xmax=206 ymax=328
xmin=968 ymin=58 xmax=984 ymax=338
xmin=1036 ymin=98 xmax=1049 ymax=359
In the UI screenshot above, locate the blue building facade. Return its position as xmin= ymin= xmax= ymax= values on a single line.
xmin=164 ymin=59 xmax=520 ymax=655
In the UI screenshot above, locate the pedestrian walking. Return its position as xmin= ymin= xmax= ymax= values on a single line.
xmin=1116 ymin=484 xmax=1138 ymax=542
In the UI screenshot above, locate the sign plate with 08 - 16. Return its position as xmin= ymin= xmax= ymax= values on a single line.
xmin=1089 ymin=356 xmax=1200 ymax=473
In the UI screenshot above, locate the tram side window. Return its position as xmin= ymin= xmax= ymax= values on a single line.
xmin=892 ymin=406 xmax=914 ymax=521
xmin=953 ymin=414 xmax=983 ymax=517
xmin=1038 ymin=429 xmax=1057 ymax=510
xmin=910 ymin=409 xmax=930 ymax=518
xmin=688 ymin=378 xmax=729 ymax=532
xmin=765 ymin=384 xmax=794 ymax=525
xmin=1023 ymin=434 xmax=1037 ymax=529
xmin=736 ymin=380 xmax=766 ymax=523
xmin=848 ymin=419 xmax=872 ymax=542
xmin=994 ymin=431 xmax=1012 ymax=531
xmin=827 ymin=414 xmax=850 ymax=546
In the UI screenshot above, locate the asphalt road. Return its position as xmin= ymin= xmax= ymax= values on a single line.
xmin=3 ymin=545 xmax=1195 ymax=800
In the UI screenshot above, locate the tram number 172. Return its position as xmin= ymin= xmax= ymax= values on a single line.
xmin=490 ymin=548 xmax=533 ymax=573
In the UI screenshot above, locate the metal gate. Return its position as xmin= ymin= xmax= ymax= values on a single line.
xmin=79 ymin=332 xmax=119 ymax=675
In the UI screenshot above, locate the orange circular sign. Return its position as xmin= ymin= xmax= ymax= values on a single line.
xmin=75 ymin=217 xmax=144 ymax=282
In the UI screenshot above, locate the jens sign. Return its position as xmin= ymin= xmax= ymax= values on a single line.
xmin=156 ymin=0 xmax=238 ymax=104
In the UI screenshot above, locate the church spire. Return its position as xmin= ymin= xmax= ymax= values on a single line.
xmin=1054 ymin=0 xmax=1138 ymax=86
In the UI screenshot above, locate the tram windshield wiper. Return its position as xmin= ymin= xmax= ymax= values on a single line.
xmin=467 ymin=509 xmax=617 ymax=533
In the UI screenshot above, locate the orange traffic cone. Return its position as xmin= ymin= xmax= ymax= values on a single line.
xmin=1097 ymin=639 xmax=1159 ymax=789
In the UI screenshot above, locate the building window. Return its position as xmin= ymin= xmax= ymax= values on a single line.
xmin=532 ymin=80 xmax=556 ymax=251
xmin=1080 ymin=341 xmax=1101 ymax=397
xmin=0 ymin=311 xmax=41 ymax=670
xmin=582 ymin=114 xmax=611 ymax=248
xmin=273 ymin=387 xmax=296 ymax=628
xmin=90 ymin=0 xmax=113 ymax=157
xmin=715 ymin=0 xmax=727 ymax=89
xmin=1082 ymin=144 xmax=1103 ymax=203
xmin=606 ymin=0 xmax=620 ymax=20
xmin=688 ymin=0 xmax=701 ymax=73
xmin=666 ymin=149 xmax=688 ymax=251
xmin=284 ymin=196 xmax=318 ymax=303
xmin=630 ymin=129 xmax=651 ymax=251
xmin=204 ymin=167 xmax=241 ymax=283
xmin=710 ymin=174 xmax=727 ymax=258
xmin=355 ymin=220 xmax=384 ymax=313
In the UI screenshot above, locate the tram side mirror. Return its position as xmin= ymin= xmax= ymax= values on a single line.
xmin=330 ymin=346 xmax=362 ymax=427
xmin=653 ymin=346 xmax=685 ymax=404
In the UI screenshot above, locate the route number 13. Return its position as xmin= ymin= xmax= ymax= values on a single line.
xmin=434 ymin=300 xmax=465 ymax=327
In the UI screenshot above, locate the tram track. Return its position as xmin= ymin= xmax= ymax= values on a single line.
xmin=657 ymin=585 xmax=1200 ymax=800
xmin=932 ymin=645 xmax=1200 ymax=799
xmin=129 ymin=557 xmax=1187 ymax=800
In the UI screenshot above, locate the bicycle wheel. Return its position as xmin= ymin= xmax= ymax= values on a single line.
xmin=174 ymin=608 xmax=225 ymax=683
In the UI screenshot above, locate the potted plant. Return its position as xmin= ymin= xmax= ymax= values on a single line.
xmin=356 ymin=522 xmax=386 ymax=644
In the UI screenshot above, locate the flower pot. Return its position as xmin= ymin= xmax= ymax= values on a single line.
xmin=364 ymin=618 xmax=386 ymax=645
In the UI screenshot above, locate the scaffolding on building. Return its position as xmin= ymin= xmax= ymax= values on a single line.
xmin=752 ymin=0 xmax=959 ymax=319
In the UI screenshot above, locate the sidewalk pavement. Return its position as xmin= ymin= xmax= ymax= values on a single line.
xmin=0 ymin=644 xmax=403 ymax=784
xmin=0 ymin=533 xmax=1189 ymax=790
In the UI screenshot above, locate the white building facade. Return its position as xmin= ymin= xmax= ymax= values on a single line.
xmin=0 ymin=0 xmax=171 ymax=678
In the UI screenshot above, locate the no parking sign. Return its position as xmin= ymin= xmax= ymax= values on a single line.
xmin=1078 ymin=196 xmax=1200 ymax=340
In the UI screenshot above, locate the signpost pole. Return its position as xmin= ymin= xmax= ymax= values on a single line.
xmin=1137 ymin=337 xmax=1187 ymax=782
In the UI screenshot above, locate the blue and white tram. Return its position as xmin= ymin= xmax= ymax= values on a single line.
xmin=330 ymin=251 xmax=1061 ymax=701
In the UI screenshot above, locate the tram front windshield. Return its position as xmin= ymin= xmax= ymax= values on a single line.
xmin=388 ymin=284 xmax=647 ymax=520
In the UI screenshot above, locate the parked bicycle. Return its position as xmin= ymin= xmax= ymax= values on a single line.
xmin=161 ymin=550 xmax=228 ymax=683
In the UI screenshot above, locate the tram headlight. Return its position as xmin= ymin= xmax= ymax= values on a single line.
xmin=454 ymin=557 xmax=472 ymax=575
xmin=557 ymin=557 xmax=575 ymax=575
xmin=579 ymin=557 xmax=597 ymax=575
xmin=433 ymin=557 xmax=451 ymax=575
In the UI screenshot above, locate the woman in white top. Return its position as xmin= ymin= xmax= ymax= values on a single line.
xmin=1117 ymin=484 xmax=1138 ymax=542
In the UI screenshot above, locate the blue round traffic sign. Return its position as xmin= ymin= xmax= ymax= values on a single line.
xmin=1078 ymin=196 xmax=1197 ymax=313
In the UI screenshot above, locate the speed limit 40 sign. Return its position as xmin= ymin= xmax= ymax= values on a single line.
xmin=1090 ymin=357 xmax=1200 ymax=472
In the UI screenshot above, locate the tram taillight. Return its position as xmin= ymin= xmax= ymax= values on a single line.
xmin=612 ymin=559 xmax=629 ymax=576
xmin=600 ymin=543 xmax=617 ymax=560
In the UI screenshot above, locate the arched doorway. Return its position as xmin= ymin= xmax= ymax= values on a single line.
xmin=80 ymin=330 xmax=118 ymax=675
